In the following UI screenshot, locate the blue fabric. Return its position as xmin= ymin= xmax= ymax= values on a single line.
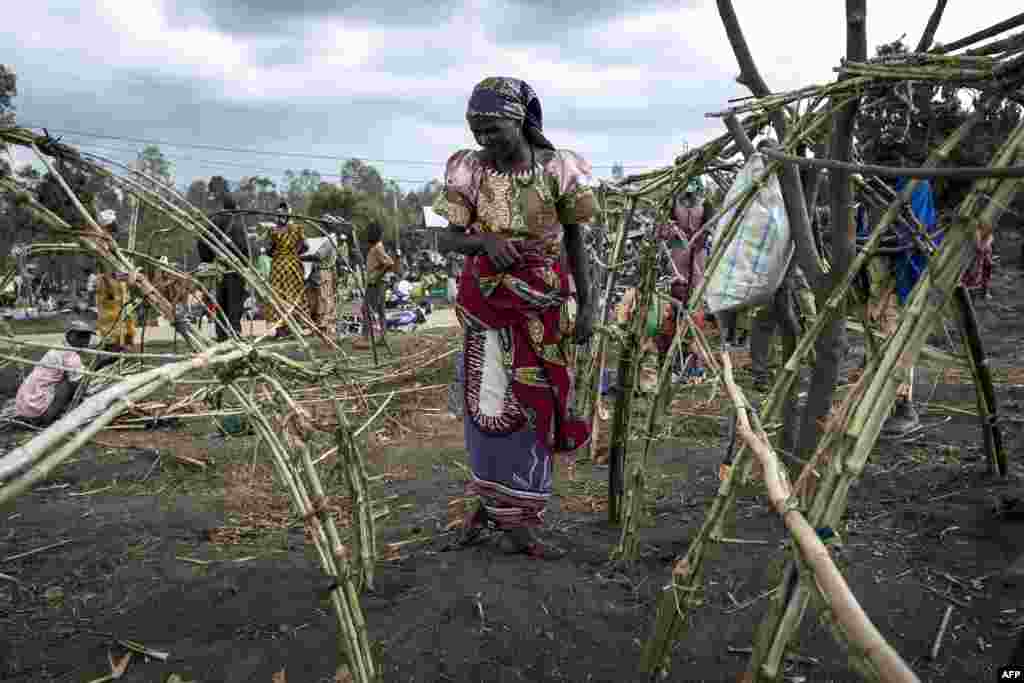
xmin=893 ymin=179 xmax=940 ymax=304
xmin=857 ymin=179 xmax=941 ymax=304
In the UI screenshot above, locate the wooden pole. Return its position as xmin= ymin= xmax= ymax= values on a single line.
xmin=951 ymin=284 xmax=1006 ymax=476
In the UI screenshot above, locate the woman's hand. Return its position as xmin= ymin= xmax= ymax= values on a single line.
xmin=481 ymin=234 xmax=521 ymax=271
xmin=574 ymin=304 xmax=594 ymax=345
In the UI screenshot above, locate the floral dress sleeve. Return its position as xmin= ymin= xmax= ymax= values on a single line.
xmin=551 ymin=150 xmax=598 ymax=226
xmin=432 ymin=150 xmax=478 ymax=228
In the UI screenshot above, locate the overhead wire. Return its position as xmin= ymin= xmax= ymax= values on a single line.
xmin=71 ymin=140 xmax=441 ymax=186
xmin=13 ymin=123 xmax=667 ymax=170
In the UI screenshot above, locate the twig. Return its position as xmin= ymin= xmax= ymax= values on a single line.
xmin=929 ymin=605 xmax=954 ymax=659
xmin=919 ymin=583 xmax=969 ymax=609
xmin=117 ymin=638 xmax=170 ymax=661
xmin=727 ymin=646 xmax=820 ymax=666
xmin=69 ymin=482 xmax=117 ymax=497
xmin=725 ymin=587 xmax=779 ymax=614
xmin=3 ymin=538 xmax=71 ymax=563
xmin=715 ymin=536 xmax=776 ymax=545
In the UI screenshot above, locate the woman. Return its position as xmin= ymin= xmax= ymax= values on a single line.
xmin=302 ymin=224 xmax=340 ymax=336
xmin=14 ymin=320 xmax=114 ymax=427
xmin=267 ymin=201 xmax=308 ymax=338
xmin=353 ymin=222 xmax=397 ymax=348
xmin=433 ymin=77 xmax=597 ymax=559
xmin=95 ymin=210 xmax=136 ymax=352
xmin=656 ymin=188 xmax=709 ymax=382
xmin=961 ymin=226 xmax=993 ymax=300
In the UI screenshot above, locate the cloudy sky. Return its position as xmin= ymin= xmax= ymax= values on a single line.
xmin=2 ymin=0 xmax=1019 ymax=192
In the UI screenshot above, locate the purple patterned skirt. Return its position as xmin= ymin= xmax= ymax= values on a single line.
xmin=459 ymin=326 xmax=554 ymax=529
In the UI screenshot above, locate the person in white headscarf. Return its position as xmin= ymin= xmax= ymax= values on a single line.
xmin=94 ymin=210 xmax=136 ymax=351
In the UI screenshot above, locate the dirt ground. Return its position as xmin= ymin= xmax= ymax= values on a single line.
xmin=4 ymin=241 xmax=1024 ymax=682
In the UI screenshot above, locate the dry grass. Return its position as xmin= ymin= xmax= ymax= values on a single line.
xmin=207 ymin=462 xmax=352 ymax=545
xmin=562 ymin=494 xmax=609 ymax=514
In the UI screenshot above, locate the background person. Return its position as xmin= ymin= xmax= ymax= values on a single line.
xmin=266 ymin=200 xmax=309 ymax=338
xmin=14 ymin=320 xmax=114 ymax=427
xmin=94 ymin=210 xmax=136 ymax=352
xmin=353 ymin=221 xmax=397 ymax=349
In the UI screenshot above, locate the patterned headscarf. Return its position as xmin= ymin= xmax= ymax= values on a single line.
xmin=466 ymin=77 xmax=555 ymax=151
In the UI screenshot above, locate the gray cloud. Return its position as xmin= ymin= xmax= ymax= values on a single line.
xmin=163 ymin=0 xmax=460 ymax=35
xmin=484 ymin=0 xmax=699 ymax=48
xmin=3 ymin=0 xmax=738 ymax=190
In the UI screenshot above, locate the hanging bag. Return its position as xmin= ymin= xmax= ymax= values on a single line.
xmin=704 ymin=153 xmax=793 ymax=313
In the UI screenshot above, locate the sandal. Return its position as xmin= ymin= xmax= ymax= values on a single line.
xmin=499 ymin=528 xmax=566 ymax=560
xmin=456 ymin=505 xmax=492 ymax=548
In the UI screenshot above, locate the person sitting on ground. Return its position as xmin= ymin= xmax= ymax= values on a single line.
xmin=14 ymin=320 xmax=114 ymax=428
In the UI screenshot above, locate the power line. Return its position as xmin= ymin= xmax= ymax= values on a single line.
xmin=33 ymin=139 xmax=441 ymax=186
xmin=79 ymin=143 xmax=439 ymax=185
xmin=16 ymin=123 xmax=667 ymax=170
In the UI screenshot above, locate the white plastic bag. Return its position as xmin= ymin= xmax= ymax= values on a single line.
xmin=704 ymin=153 xmax=793 ymax=313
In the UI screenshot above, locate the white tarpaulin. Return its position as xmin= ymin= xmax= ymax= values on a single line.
xmin=422 ymin=206 xmax=448 ymax=229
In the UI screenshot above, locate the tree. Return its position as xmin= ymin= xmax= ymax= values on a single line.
xmin=308 ymin=184 xmax=367 ymax=221
xmin=340 ymin=159 xmax=386 ymax=197
xmin=855 ymin=37 xmax=1023 ymax=211
xmin=185 ymin=179 xmax=209 ymax=212
xmin=0 ymin=64 xmax=17 ymax=178
xmin=138 ymin=145 xmax=173 ymax=186
xmin=283 ymin=169 xmax=321 ymax=212
xmin=254 ymin=176 xmax=278 ymax=211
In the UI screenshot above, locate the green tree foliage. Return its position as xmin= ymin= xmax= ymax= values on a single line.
xmin=139 ymin=145 xmax=173 ymax=185
xmin=0 ymin=64 xmax=16 ymax=179
xmin=341 ymin=158 xmax=386 ymax=196
xmin=855 ymin=38 xmax=1023 ymax=210
xmin=283 ymin=169 xmax=321 ymax=212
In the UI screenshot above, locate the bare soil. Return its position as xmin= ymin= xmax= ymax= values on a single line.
xmin=3 ymin=242 xmax=1024 ymax=682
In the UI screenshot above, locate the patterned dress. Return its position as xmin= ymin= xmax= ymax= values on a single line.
xmin=267 ymin=223 xmax=308 ymax=326
xmin=654 ymin=210 xmax=709 ymax=357
xmin=433 ymin=148 xmax=597 ymax=529
xmin=312 ymin=237 xmax=339 ymax=334
xmin=96 ymin=273 xmax=136 ymax=347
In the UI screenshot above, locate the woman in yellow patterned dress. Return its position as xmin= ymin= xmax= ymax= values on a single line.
xmin=95 ymin=210 xmax=136 ymax=351
xmin=433 ymin=77 xmax=597 ymax=559
xmin=267 ymin=200 xmax=308 ymax=338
